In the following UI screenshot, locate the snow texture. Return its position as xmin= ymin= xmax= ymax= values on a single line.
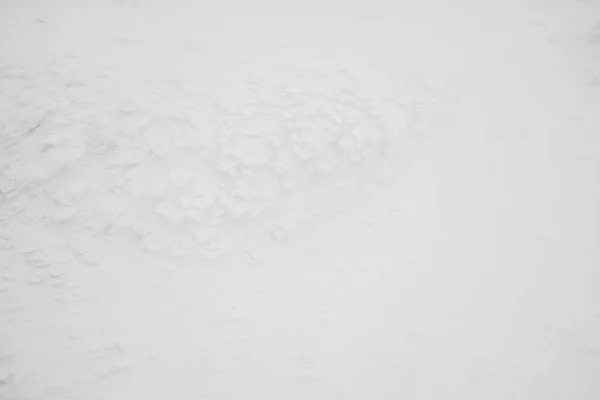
xmin=0 ymin=1 xmax=599 ymax=400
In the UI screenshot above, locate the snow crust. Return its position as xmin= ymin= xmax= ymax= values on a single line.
xmin=0 ymin=1 xmax=598 ymax=399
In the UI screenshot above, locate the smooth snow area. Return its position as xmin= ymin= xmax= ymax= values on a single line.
xmin=0 ymin=0 xmax=599 ymax=399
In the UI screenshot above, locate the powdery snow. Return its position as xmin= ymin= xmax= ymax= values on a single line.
xmin=0 ymin=0 xmax=599 ymax=399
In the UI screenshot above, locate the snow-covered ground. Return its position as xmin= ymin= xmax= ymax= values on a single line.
xmin=0 ymin=0 xmax=599 ymax=399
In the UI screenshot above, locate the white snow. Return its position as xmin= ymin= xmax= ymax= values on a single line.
xmin=0 ymin=0 xmax=599 ymax=399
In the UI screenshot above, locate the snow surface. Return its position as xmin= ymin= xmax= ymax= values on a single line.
xmin=0 ymin=0 xmax=599 ymax=399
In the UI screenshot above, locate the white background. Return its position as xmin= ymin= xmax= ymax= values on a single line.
xmin=0 ymin=0 xmax=599 ymax=399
